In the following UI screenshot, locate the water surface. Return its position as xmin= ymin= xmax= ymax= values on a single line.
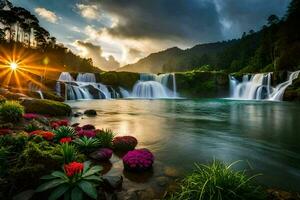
xmin=68 ymin=99 xmax=300 ymax=191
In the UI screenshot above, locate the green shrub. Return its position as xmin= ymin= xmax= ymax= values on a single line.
xmin=167 ymin=160 xmax=266 ymax=200
xmin=21 ymin=99 xmax=71 ymax=116
xmin=0 ymin=101 xmax=24 ymax=122
xmin=61 ymin=143 xmax=77 ymax=164
xmin=36 ymin=161 xmax=102 ymax=200
xmin=0 ymin=147 xmax=9 ymax=176
xmin=96 ymin=129 xmax=115 ymax=148
xmin=74 ymin=137 xmax=101 ymax=154
xmin=0 ymin=133 xmax=28 ymax=153
xmin=53 ymin=126 xmax=76 ymax=142
xmin=24 ymin=122 xmax=41 ymax=132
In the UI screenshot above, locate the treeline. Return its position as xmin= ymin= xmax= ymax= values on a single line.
xmin=0 ymin=0 xmax=100 ymax=76
xmin=162 ymin=0 xmax=300 ymax=73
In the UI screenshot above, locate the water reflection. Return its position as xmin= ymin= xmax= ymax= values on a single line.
xmin=69 ymin=99 xmax=300 ymax=191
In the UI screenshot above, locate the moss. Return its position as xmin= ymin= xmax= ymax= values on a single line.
xmin=0 ymin=101 xmax=24 ymax=122
xmin=283 ymin=77 xmax=300 ymax=101
xmin=21 ymin=99 xmax=71 ymax=116
xmin=175 ymin=71 xmax=229 ymax=98
xmin=96 ymin=71 xmax=140 ymax=90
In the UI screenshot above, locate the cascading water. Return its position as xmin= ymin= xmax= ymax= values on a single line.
xmin=56 ymin=72 xmax=124 ymax=100
xmin=131 ymin=73 xmax=177 ymax=98
xmin=229 ymin=70 xmax=300 ymax=101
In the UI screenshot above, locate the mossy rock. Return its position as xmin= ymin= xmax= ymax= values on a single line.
xmin=20 ymin=98 xmax=71 ymax=116
xmin=283 ymin=77 xmax=300 ymax=101
xmin=27 ymin=90 xmax=64 ymax=102
xmin=96 ymin=71 xmax=140 ymax=90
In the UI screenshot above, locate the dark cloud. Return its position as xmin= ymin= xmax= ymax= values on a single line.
xmin=215 ymin=0 xmax=290 ymax=38
xmin=93 ymin=0 xmax=289 ymax=43
xmin=75 ymin=40 xmax=120 ymax=71
xmin=97 ymin=0 xmax=223 ymax=44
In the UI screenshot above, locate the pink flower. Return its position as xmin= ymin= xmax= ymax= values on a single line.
xmin=77 ymin=130 xmax=96 ymax=138
xmin=113 ymin=136 xmax=138 ymax=151
xmin=123 ymin=149 xmax=154 ymax=171
xmin=23 ymin=113 xmax=40 ymax=120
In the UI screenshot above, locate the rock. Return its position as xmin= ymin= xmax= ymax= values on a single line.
xmin=71 ymin=123 xmax=80 ymax=127
xmin=20 ymin=98 xmax=71 ymax=116
xmin=267 ymin=188 xmax=300 ymax=200
xmin=155 ymin=176 xmax=170 ymax=187
xmin=102 ymin=175 xmax=123 ymax=191
xmin=84 ymin=109 xmax=97 ymax=116
xmin=89 ymin=148 xmax=113 ymax=161
xmin=163 ymin=166 xmax=180 ymax=177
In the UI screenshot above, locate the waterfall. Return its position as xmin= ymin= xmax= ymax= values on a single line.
xmin=131 ymin=73 xmax=177 ymax=98
xmin=56 ymin=72 xmax=125 ymax=100
xmin=229 ymin=70 xmax=300 ymax=101
xmin=119 ymin=87 xmax=130 ymax=98
xmin=36 ymin=90 xmax=44 ymax=99
xmin=269 ymin=70 xmax=300 ymax=101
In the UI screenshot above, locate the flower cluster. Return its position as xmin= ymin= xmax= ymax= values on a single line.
xmin=64 ymin=162 xmax=84 ymax=177
xmin=0 ymin=129 xmax=12 ymax=135
xmin=113 ymin=136 xmax=138 ymax=151
xmin=82 ymin=124 xmax=96 ymax=130
xmin=23 ymin=113 xmax=40 ymax=120
xmin=60 ymin=137 xmax=72 ymax=143
xmin=30 ymin=130 xmax=55 ymax=141
xmin=123 ymin=149 xmax=154 ymax=171
xmin=77 ymin=130 xmax=96 ymax=138
xmin=50 ymin=119 xmax=69 ymax=129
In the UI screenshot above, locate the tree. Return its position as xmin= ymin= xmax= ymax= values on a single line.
xmin=267 ymin=14 xmax=279 ymax=26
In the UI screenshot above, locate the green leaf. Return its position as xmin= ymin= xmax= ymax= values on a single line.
xmin=83 ymin=175 xmax=102 ymax=182
xmin=83 ymin=161 xmax=91 ymax=173
xmin=52 ymin=171 xmax=68 ymax=180
xmin=71 ymin=187 xmax=83 ymax=200
xmin=36 ymin=179 xmax=66 ymax=192
xmin=78 ymin=180 xmax=97 ymax=199
xmin=40 ymin=174 xmax=56 ymax=180
xmin=82 ymin=166 xmax=102 ymax=177
xmin=64 ymin=192 xmax=70 ymax=200
xmin=49 ymin=184 xmax=70 ymax=200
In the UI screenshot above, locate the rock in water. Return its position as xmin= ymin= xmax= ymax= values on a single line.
xmin=102 ymin=175 xmax=123 ymax=191
xmin=89 ymin=148 xmax=113 ymax=161
xmin=84 ymin=109 xmax=97 ymax=116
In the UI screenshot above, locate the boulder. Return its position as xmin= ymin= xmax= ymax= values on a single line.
xmin=20 ymin=98 xmax=71 ymax=116
xmin=89 ymin=148 xmax=113 ymax=161
xmin=84 ymin=109 xmax=97 ymax=116
xmin=102 ymin=175 xmax=123 ymax=191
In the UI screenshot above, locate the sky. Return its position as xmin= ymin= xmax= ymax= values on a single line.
xmin=10 ymin=0 xmax=290 ymax=70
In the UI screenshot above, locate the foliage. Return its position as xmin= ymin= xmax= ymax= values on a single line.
xmin=0 ymin=101 xmax=24 ymax=122
xmin=123 ymin=149 xmax=154 ymax=172
xmin=0 ymin=146 xmax=10 ymax=176
xmin=0 ymin=132 xmax=28 ymax=153
xmin=166 ymin=160 xmax=266 ymax=200
xmin=96 ymin=129 xmax=115 ymax=148
xmin=21 ymin=99 xmax=71 ymax=117
xmin=73 ymin=137 xmax=101 ymax=154
xmin=113 ymin=136 xmax=138 ymax=151
xmin=0 ymin=95 xmax=6 ymax=104
xmin=36 ymin=161 xmax=102 ymax=200
xmin=53 ymin=126 xmax=76 ymax=142
xmin=61 ymin=143 xmax=77 ymax=164
xmin=24 ymin=122 xmax=40 ymax=132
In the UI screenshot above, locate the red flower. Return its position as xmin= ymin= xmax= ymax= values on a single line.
xmin=0 ymin=129 xmax=12 ymax=135
xmin=60 ymin=137 xmax=72 ymax=143
xmin=64 ymin=162 xmax=84 ymax=177
xmin=23 ymin=113 xmax=40 ymax=120
xmin=30 ymin=130 xmax=54 ymax=141
xmin=42 ymin=131 xmax=55 ymax=140
xmin=50 ymin=119 xmax=69 ymax=129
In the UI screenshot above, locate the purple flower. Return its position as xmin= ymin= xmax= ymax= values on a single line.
xmin=77 ymin=130 xmax=96 ymax=138
xmin=123 ymin=149 xmax=154 ymax=171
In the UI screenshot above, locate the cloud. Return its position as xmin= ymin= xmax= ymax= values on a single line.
xmin=35 ymin=7 xmax=59 ymax=23
xmin=76 ymin=4 xmax=100 ymax=20
xmin=74 ymin=40 xmax=120 ymax=71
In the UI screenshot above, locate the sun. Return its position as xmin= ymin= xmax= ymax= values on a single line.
xmin=10 ymin=62 xmax=18 ymax=70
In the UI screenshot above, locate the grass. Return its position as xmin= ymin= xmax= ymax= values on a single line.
xmin=166 ymin=160 xmax=266 ymax=200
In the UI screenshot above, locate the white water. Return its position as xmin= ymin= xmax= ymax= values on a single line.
xmin=229 ymin=70 xmax=300 ymax=101
xmin=131 ymin=73 xmax=177 ymax=98
xmin=56 ymin=72 xmax=119 ymax=100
